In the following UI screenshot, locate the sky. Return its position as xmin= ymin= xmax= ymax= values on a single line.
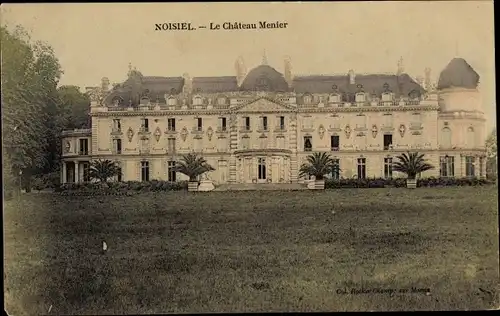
xmin=1 ymin=2 xmax=496 ymax=131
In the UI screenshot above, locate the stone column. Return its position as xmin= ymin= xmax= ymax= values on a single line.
xmin=74 ymin=161 xmax=79 ymax=183
xmin=62 ymin=162 xmax=67 ymax=184
xmin=460 ymin=155 xmax=465 ymax=177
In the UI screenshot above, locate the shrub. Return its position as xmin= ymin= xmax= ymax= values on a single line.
xmin=325 ymin=177 xmax=494 ymax=189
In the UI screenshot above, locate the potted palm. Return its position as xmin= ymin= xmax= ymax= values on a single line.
xmin=299 ymin=152 xmax=340 ymax=190
xmin=392 ymin=151 xmax=435 ymax=189
xmin=174 ymin=153 xmax=215 ymax=192
xmin=89 ymin=159 xmax=121 ymax=187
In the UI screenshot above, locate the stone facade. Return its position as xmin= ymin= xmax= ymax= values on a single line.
xmin=60 ymin=58 xmax=488 ymax=184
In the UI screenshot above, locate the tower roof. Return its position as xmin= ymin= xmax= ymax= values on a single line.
xmin=239 ymin=64 xmax=290 ymax=92
xmin=437 ymin=58 xmax=480 ymax=90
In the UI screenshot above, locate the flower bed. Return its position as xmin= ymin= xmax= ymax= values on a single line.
xmin=325 ymin=177 xmax=494 ymax=189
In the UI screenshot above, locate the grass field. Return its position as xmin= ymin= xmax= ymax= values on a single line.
xmin=4 ymin=186 xmax=499 ymax=314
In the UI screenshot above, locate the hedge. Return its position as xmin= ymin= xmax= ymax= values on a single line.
xmin=324 ymin=177 xmax=494 ymax=189
xmin=55 ymin=180 xmax=189 ymax=196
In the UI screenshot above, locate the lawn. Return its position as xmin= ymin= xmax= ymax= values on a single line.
xmin=4 ymin=186 xmax=499 ymax=314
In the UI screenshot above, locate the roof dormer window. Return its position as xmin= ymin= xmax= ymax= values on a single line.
xmin=328 ymin=94 xmax=340 ymax=103
xmin=167 ymin=97 xmax=177 ymax=106
xmin=303 ymin=94 xmax=312 ymax=104
xmin=217 ymin=97 xmax=226 ymax=105
xmin=381 ymin=92 xmax=392 ymax=102
xmin=193 ymin=96 xmax=202 ymax=106
xmin=355 ymin=93 xmax=366 ymax=103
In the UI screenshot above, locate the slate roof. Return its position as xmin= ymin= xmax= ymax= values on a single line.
xmin=239 ymin=65 xmax=291 ymax=92
xmin=293 ymin=73 xmax=426 ymax=99
xmin=103 ymin=75 xmax=184 ymax=105
xmin=192 ymin=76 xmax=238 ymax=93
xmin=437 ymin=58 xmax=480 ymax=90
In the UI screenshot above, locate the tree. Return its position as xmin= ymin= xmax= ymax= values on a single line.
xmin=88 ymin=159 xmax=121 ymax=184
xmin=485 ymin=128 xmax=497 ymax=179
xmin=299 ymin=152 xmax=340 ymax=181
xmin=392 ymin=152 xmax=434 ymax=180
xmin=1 ymin=25 xmax=63 ymax=190
xmin=174 ymin=153 xmax=215 ymax=182
xmin=58 ymin=85 xmax=91 ymax=129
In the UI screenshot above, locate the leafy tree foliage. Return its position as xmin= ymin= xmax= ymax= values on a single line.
xmin=299 ymin=152 xmax=340 ymax=181
xmin=485 ymin=128 xmax=497 ymax=179
xmin=392 ymin=152 xmax=435 ymax=180
xmin=174 ymin=153 xmax=215 ymax=182
xmin=89 ymin=159 xmax=121 ymax=184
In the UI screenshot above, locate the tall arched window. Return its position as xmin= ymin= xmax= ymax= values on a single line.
xmin=441 ymin=127 xmax=452 ymax=149
xmin=466 ymin=127 xmax=475 ymax=148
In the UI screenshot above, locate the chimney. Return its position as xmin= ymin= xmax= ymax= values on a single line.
xmin=424 ymin=68 xmax=432 ymax=91
xmin=101 ymin=77 xmax=110 ymax=92
xmin=284 ymin=56 xmax=293 ymax=87
xmin=349 ymin=69 xmax=355 ymax=84
xmin=182 ymin=73 xmax=192 ymax=94
xmin=397 ymin=56 xmax=404 ymax=75
xmin=235 ymin=56 xmax=247 ymax=86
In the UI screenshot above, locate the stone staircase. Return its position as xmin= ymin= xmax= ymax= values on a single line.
xmin=214 ymin=183 xmax=307 ymax=191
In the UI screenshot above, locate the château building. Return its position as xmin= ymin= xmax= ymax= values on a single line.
xmin=60 ymin=56 xmax=487 ymax=184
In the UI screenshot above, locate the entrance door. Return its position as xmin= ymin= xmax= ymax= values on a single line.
xmin=258 ymin=157 xmax=267 ymax=183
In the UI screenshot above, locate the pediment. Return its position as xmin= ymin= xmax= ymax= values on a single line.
xmin=234 ymin=97 xmax=294 ymax=112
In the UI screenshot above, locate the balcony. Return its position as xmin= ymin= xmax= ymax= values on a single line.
xmin=301 ymin=126 xmax=315 ymax=132
xmin=409 ymin=123 xmax=423 ymax=130
xmin=139 ymin=148 xmax=150 ymax=155
xmin=257 ymin=125 xmax=270 ymax=133
xmin=239 ymin=126 xmax=252 ymax=133
xmin=331 ymin=147 xmax=339 ymax=152
xmin=79 ymin=150 xmax=89 ymax=156
xmin=138 ymin=127 xmax=150 ymax=134
xmin=384 ymin=144 xmax=393 ymax=151
xmin=216 ymin=126 xmax=228 ymax=133
xmin=274 ymin=125 xmax=287 ymax=132
xmin=111 ymin=127 xmax=122 ymax=135
xmin=192 ymin=127 xmax=204 ymax=134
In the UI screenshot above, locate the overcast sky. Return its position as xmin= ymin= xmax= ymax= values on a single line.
xmin=2 ymin=2 xmax=495 ymax=131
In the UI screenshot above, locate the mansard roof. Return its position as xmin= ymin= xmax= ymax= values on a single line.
xmin=103 ymin=75 xmax=184 ymax=105
xmin=240 ymin=65 xmax=291 ymax=92
xmin=192 ymin=76 xmax=238 ymax=93
xmin=293 ymin=73 xmax=426 ymax=98
xmin=437 ymin=58 xmax=480 ymax=90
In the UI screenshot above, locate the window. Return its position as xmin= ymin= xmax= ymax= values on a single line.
xmin=331 ymin=135 xmax=340 ymax=151
xmin=383 ymin=134 xmax=393 ymax=150
xmin=304 ymin=136 xmax=312 ymax=151
xmin=355 ymin=93 xmax=366 ymax=103
xmin=357 ymin=158 xmax=366 ymax=179
xmin=167 ymin=97 xmax=177 ymax=106
xmin=383 ymin=114 xmax=393 ymax=128
xmin=465 ymin=156 xmax=476 ymax=177
xmin=331 ymin=158 xmax=340 ymax=180
xmin=440 ymin=156 xmax=455 ymax=177
xmin=194 ymin=138 xmax=203 ymax=152
xmin=193 ymin=96 xmax=202 ymax=106
xmin=303 ymin=95 xmax=312 ymax=104
xmin=241 ymin=136 xmax=250 ymax=149
xmin=217 ymin=97 xmax=226 ymax=105
xmin=276 ymin=136 xmax=285 ymax=148
xmin=329 ymin=94 xmax=339 ymax=103
xmin=384 ymin=157 xmax=393 ymax=179
xmin=113 ymin=139 xmax=122 ymax=154
xmin=441 ymin=127 xmax=452 ymax=149
xmin=167 ymin=118 xmax=176 ymax=132
xmin=167 ymin=138 xmax=176 ymax=153
xmin=116 ymin=167 xmax=122 ymax=182
xmin=303 ymin=116 xmax=313 ymax=130
xmin=356 ymin=114 xmax=366 ymax=129
xmin=167 ymin=161 xmax=176 ymax=182
xmin=141 ymin=161 xmax=150 ymax=182
xmin=113 ymin=119 xmax=121 ymax=131
xmin=197 ymin=118 xmax=203 ymax=131
xmin=244 ymin=117 xmax=251 ymax=131
xmin=141 ymin=118 xmax=149 ymax=132
xmin=83 ymin=163 xmax=90 ymax=182
xmin=217 ymin=137 xmax=227 ymax=152
xmin=382 ymin=93 xmax=392 ymax=102
xmin=262 ymin=116 xmax=268 ymax=130
xmin=260 ymin=136 xmax=268 ymax=149
xmin=466 ymin=127 xmax=475 ymax=148
xmin=411 ymin=113 xmax=422 ymax=129
xmin=79 ymin=139 xmax=89 ymax=155
xmin=279 ymin=116 xmax=285 ymax=130
xmin=220 ymin=117 xmax=227 ymax=131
